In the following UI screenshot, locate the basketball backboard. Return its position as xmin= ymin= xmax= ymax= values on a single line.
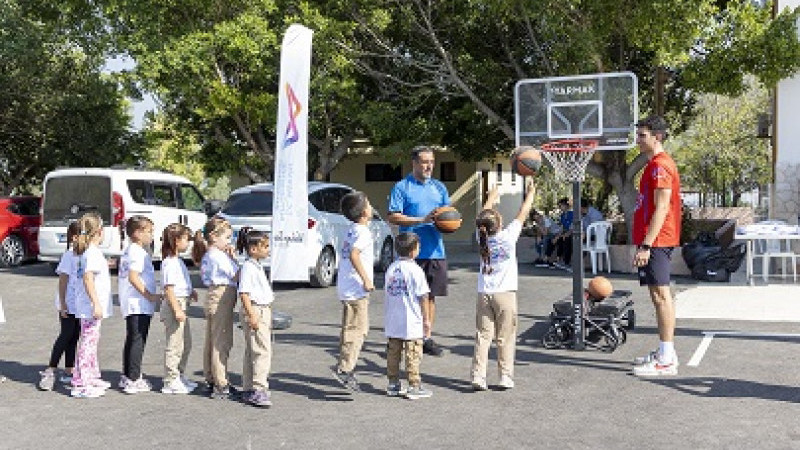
xmin=514 ymin=72 xmax=638 ymax=150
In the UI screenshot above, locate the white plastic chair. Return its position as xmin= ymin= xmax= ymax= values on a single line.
xmin=582 ymin=221 xmax=612 ymax=274
xmin=755 ymin=238 xmax=797 ymax=282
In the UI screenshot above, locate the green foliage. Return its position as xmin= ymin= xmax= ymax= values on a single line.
xmin=0 ymin=0 xmax=136 ymax=194
xmin=672 ymin=77 xmax=771 ymax=206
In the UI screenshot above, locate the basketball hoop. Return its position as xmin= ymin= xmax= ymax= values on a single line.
xmin=539 ymin=139 xmax=599 ymax=182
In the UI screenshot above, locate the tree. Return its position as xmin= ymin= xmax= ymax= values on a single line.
xmin=673 ymin=78 xmax=771 ymax=207
xmin=86 ymin=0 xmax=393 ymax=183
xmin=0 ymin=0 xmax=136 ymax=195
xmin=347 ymin=0 xmax=800 ymax=241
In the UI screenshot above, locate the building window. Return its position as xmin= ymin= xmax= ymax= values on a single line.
xmin=440 ymin=162 xmax=457 ymax=182
xmin=496 ymin=163 xmax=503 ymax=183
xmin=365 ymin=164 xmax=402 ymax=182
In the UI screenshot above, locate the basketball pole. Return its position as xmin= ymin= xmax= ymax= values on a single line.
xmin=571 ymin=181 xmax=585 ymax=350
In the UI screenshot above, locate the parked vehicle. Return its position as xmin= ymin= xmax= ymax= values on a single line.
xmin=38 ymin=168 xmax=213 ymax=264
xmin=0 ymin=196 xmax=41 ymax=267
xmin=218 ymin=182 xmax=395 ymax=287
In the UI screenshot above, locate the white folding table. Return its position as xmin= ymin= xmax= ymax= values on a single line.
xmin=735 ymin=225 xmax=800 ymax=286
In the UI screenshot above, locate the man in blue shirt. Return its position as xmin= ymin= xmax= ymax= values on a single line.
xmin=546 ymin=197 xmax=574 ymax=271
xmin=388 ymin=146 xmax=450 ymax=357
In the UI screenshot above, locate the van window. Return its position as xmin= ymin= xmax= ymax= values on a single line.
xmin=179 ymin=184 xmax=205 ymax=212
xmin=42 ymin=176 xmax=112 ymax=225
xmin=221 ymin=191 xmax=273 ymax=216
xmin=152 ymin=183 xmax=177 ymax=207
xmin=127 ymin=180 xmax=149 ymax=204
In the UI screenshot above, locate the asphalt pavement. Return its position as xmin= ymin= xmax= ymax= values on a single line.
xmin=2 ymin=245 xmax=800 ymax=449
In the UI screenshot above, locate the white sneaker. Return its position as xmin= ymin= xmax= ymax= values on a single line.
xmin=471 ymin=376 xmax=487 ymax=391
xmin=118 ymin=375 xmax=131 ymax=389
xmin=123 ymin=377 xmax=152 ymax=394
xmin=71 ymin=386 xmax=105 ymax=398
xmin=633 ymin=350 xmax=679 ymax=367
xmin=161 ymin=378 xmax=190 ymax=394
xmin=633 ymin=359 xmax=678 ymax=377
xmin=180 ymin=374 xmax=198 ymax=391
xmin=498 ymin=375 xmax=515 ymax=390
xmin=88 ymin=379 xmax=111 ymax=390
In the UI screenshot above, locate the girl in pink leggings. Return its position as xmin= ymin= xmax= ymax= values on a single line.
xmin=71 ymin=213 xmax=114 ymax=398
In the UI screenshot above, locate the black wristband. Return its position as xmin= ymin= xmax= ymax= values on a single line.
xmin=638 ymin=244 xmax=651 ymax=250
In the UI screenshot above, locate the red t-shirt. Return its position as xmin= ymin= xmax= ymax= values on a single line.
xmin=633 ymin=152 xmax=681 ymax=247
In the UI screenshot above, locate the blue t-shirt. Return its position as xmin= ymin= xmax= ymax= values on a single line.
xmin=388 ymin=174 xmax=450 ymax=259
xmin=560 ymin=210 xmax=574 ymax=232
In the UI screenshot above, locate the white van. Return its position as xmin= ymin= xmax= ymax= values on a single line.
xmin=38 ymin=168 xmax=211 ymax=264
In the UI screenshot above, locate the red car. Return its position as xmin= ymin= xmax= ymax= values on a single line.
xmin=0 ymin=196 xmax=41 ymax=267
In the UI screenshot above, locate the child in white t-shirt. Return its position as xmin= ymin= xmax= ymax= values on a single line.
xmin=118 ymin=216 xmax=161 ymax=394
xmin=470 ymin=180 xmax=536 ymax=391
xmin=71 ymin=212 xmax=114 ymax=398
xmin=331 ymin=191 xmax=375 ymax=392
xmin=192 ymin=217 xmax=238 ymax=399
xmin=383 ymin=232 xmax=432 ymax=400
xmin=236 ymin=227 xmax=274 ymax=408
xmin=38 ymin=221 xmax=81 ymax=391
xmin=160 ymin=223 xmax=198 ymax=394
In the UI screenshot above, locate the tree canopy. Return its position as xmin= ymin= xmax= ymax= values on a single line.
xmin=0 ymin=0 xmax=136 ymax=194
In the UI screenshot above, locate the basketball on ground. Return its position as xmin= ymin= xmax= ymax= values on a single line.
xmin=433 ymin=206 xmax=462 ymax=233
xmin=510 ymin=146 xmax=542 ymax=176
xmin=587 ymin=276 xmax=613 ymax=300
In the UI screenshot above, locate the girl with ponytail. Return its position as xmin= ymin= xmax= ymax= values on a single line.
xmin=71 ymin=212 xmax=114 ymax=398
xmin=470 ymin=180 xmax=536 ymax=392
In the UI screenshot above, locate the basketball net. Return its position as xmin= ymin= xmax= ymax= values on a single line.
xmin=539 ymin=139 xmax=598 ymax=182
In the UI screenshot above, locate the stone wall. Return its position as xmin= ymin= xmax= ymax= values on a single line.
xmin=773 ymin=162 xmax=800 ymax=225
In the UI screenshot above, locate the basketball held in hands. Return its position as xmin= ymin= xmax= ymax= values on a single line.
xmin=511 ymin=146 xmax=542 ymax=177
xmin=433 ymin=206 xmax=462 ymax=233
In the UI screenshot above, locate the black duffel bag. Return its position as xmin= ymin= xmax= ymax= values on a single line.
xmin=690 ymin=243 xmax=746 ymax=282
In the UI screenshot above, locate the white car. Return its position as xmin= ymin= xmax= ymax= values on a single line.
xmin=218 ymin=182 xmax=394 ymax=287
xmin=38 ymin=167 xmax=211 ymax=264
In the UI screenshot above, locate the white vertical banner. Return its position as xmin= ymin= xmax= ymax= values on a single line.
xmin=271 ymin=24 xmax=313 ymax=282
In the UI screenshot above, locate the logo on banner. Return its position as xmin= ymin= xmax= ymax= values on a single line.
xmin=283 ymin=83 xmax=302 ymax=148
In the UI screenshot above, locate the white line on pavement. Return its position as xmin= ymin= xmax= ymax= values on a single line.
xmin=687 ymin=331 xmax=800 ymax=367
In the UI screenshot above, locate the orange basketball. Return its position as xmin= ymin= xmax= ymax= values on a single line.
xmin=433 ymin=206 xmax=462 ymax=233
xmin=587 ymin=276 xmax=613 ymax=300
xmin=511 ymin=146 xmax=542 ymax=177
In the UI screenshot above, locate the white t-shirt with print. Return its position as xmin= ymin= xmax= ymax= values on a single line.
xmin=118 ymin=243 xmax=157 ymax=317
xmin=54 ymin=249 xmax=79 ymax=314
xmin=161 ymin=256 xmax=193 ymax=298
xmin=477 ymin=219 xmax=522 ymax=294
xmin=200 ymin=247 xmax=238 ymax=287
xmin=75 ymin=245 xmax=114 ymax=319
xmin=238 ymin=259 xmax=274 ymax=306
xmin=383 ymin=258 xmax=430 ymax=340
xmin=337 ymin=223 xmax=374 ymax=301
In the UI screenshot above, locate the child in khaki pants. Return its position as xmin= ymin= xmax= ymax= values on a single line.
xmin=384 ymin=232 xmax=432 ymax=400
xmin=160 ymin=224 xmax=198 ymax=394
xmin=471 ymin=180 xmax=536 ymax=391
xmin=331 ymin=191 xmax=375 ymax=392
xmin=236 ymin=227 xmax=274 ymax=408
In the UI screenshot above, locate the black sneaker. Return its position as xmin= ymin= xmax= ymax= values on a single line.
xmin=201 ymin=380 xmax=215 ymax=394
xmin=331 ymin=366 xmax=361 ymax=392
xmin=210 ymin=384 xmax=234 ymax=400
xmin=533 ymin=259 xmax=550 ymax=268
xmin=423 ymin=339 xmax=444 ymax=357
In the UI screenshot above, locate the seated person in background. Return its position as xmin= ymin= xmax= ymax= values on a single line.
xmin=544 ymin=197 xmax=574 ymax=271
xmin=581 ymin=198 xmax=604 ymax=233
xmin=530 ymin=209 xmax=554 ymax=267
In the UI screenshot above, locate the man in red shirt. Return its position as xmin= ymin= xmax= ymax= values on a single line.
xmin=631 ymin=116 xmax=682 ymax=377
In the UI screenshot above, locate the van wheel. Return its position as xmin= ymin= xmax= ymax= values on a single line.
xmin=0 ymin=235 xmax=25 ymax=267
xmin=310 ymin=246 xmax=336 ymax=288
xmin=377 ymin=238 xmax=394 ymax=272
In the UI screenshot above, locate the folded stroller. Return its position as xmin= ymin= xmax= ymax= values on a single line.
xmin=541 ymin=290 xmax=634 ymax=352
